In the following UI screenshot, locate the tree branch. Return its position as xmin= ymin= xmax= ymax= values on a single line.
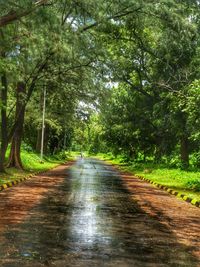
xmin=123 ymin=77 xmax=153 ymax=99
xmin=80 ymin=6 xmax=142 ymax=32
xmin=0 ymin=0 xmax=49 ymax=28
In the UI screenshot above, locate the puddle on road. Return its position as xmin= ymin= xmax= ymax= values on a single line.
xmin=0 ymin=159 xmax=198 ymax=267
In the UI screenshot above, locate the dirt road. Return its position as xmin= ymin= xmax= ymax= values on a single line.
xmin=0 ymin=158 xmax=199 ymax=266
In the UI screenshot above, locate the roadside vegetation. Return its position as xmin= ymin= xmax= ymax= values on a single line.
xmin=95 ymin=153 xmax=200 ymax=202
xmin=0 ymin=146 xmax=75 ymax=186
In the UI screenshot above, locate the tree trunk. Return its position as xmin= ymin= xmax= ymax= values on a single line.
xmin=180 ymin=135 xmax=189 ymax=169
xmin=43 ymin=125 xmax=49 ymax=154
xmin=36 ymin=128 xmax=42 ymax=153
xmin=36 ymin=90 xmax=43 ymax=153
xmin=63 ymin=130 xmax=67 ymax=151
xmin=36 ymin=124 xmax=49 ymax=154
xmin=36 ymin=88 xmax=49 ymax=154
xmin=7 ymin=82 xmax=26 ymax=169
xmin=179 ymin=110 xmax=189 ymax=169
xmin=0 ymin=72 xmax=8 ymax=172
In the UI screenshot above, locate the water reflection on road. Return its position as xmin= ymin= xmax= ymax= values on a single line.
xmin=0 ymin=158 xmax=198 ymax=266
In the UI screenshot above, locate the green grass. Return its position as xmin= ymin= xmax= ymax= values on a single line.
xmin=0 ymin=150 xmax=75 ymax=186
xmin=95 ymin=153 xmax=200 ymax=202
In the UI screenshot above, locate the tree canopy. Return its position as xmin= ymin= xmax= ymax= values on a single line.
xmin=1 ymin=0 xmax=200 ymax=171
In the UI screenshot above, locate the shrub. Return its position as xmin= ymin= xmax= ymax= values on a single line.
xmin=186 ymin=180 xmax=200 ymax=192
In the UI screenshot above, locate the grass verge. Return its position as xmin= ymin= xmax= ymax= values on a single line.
xmin=0 ymin=150 xmax=76 ymax=186
xmin=95 ymin=153 xmax=200 ymax=202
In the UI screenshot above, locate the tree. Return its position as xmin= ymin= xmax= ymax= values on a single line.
xmin=81 ymin=0 xmax=200 ymax=167
xmin=1 ymin=0 xmax=200 ymax=172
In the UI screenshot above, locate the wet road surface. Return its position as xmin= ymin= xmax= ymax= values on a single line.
xmin=0 ymin=158 xmax=199 ymax=266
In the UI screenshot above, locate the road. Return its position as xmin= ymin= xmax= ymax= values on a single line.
xmin=0 ymin=158 xmax=199 ymax=267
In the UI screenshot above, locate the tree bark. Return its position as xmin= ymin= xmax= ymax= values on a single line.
xmin=36 ymin=90 xmax=43 ymax=153
xmin=180 ymin=135 xmax=189 ymax=169
xmin=0 ymin=73 xmax=8 ymax=172
xmin=36 ymin=129 xmax=42 ymax=153
xmin=44 ymin=125 xmax=49 ymax=154
xmin=178 ymin=110 xmax=189 ymax=169
xmin=36 ymin=89 xmax=49 ymax=154
xmin=36 ymin=125 xmax=49 ymax=154
xmin=7 ymin=82 xmax=26 ymax=169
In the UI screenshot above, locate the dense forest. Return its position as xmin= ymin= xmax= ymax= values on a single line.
xmin=1 ymin=0 xmax=200 ymax=172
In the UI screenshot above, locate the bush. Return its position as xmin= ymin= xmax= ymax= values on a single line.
xmin=21 ymin=143 xmax=34 ymax=152
xmin=190 ymin=152 xmax=200 ymax=168
xmin=54 ymin=151 xmax=69 ymax=160
xmin=186 ymin=180 xmax=200 ymax=192
xmin=168 ymin=155 xmax=182 ymax=168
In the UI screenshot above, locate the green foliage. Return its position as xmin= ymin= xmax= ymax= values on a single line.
xmin=186 ymin=180 xmax=200 ymax=192
xmin=0 ymin=147 xmax=68 ymax=185
xmin=1 ymin=0 xmax=200 ymax=173
xmin=96 ymin=153 xmax=200 ymax=201
xmin=81 ymin=0 xmax=200 ymax=169
xmin=21 ymin=150 xmax=61 ymax=172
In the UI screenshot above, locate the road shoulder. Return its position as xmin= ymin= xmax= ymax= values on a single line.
xmin=102 ymin=160 xmax=200 ymax=259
